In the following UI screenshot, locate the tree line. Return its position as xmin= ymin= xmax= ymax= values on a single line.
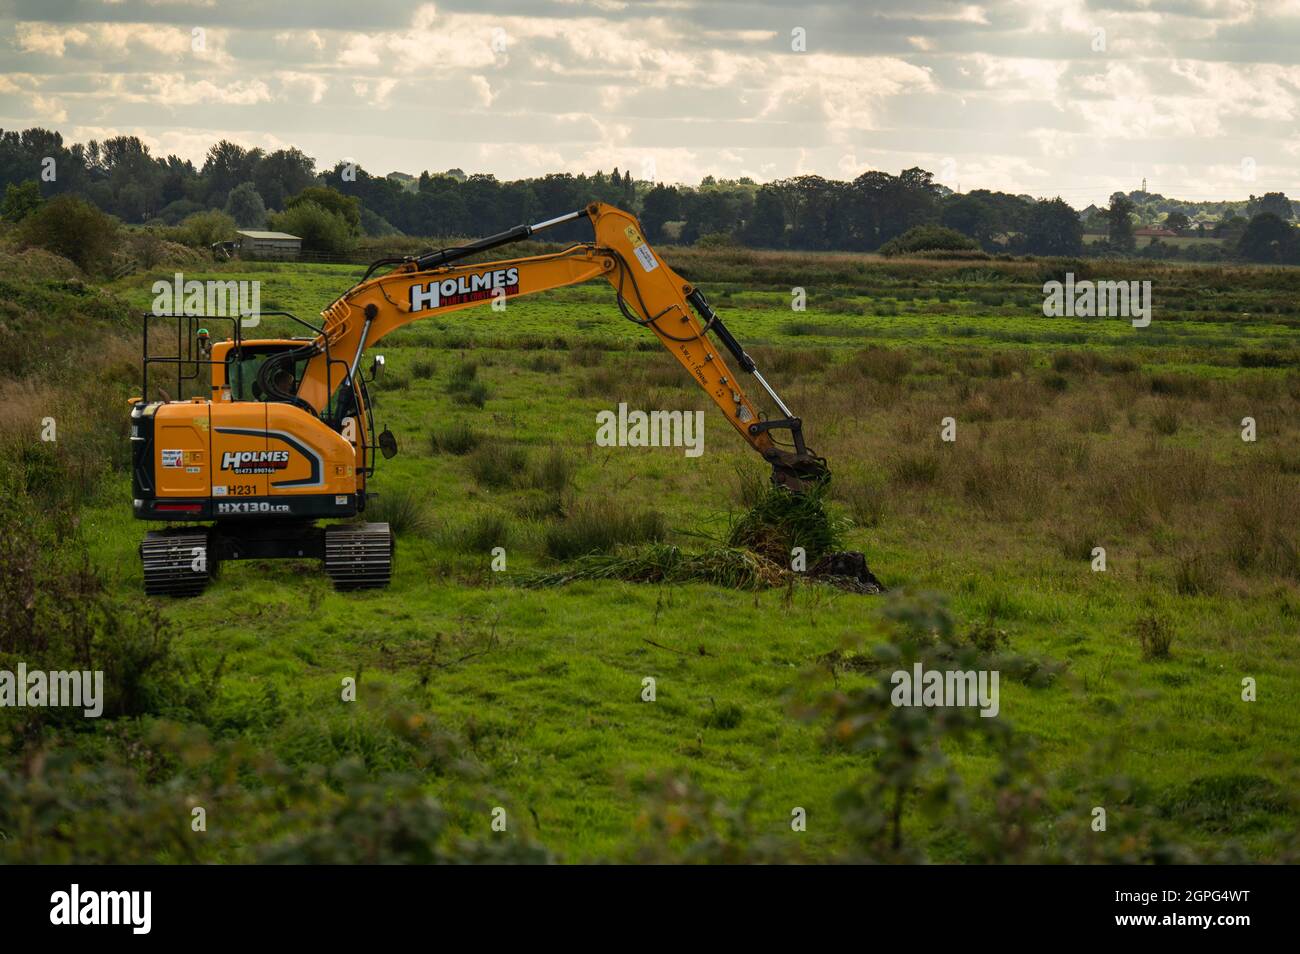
xmin=2 ymin=126 xmax=1297 ymax=264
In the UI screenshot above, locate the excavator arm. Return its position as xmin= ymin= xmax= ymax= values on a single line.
xmin=289 ymin=202 xmax=828 ymax=491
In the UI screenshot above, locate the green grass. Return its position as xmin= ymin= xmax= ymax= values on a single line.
xmin=15 ymin=249 xmax=1300 ymax=861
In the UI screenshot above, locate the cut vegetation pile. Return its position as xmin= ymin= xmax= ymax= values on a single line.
xmin=525 ymin=484 xmax=884 ymax=594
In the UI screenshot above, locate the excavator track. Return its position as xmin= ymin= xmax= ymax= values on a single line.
xmin=141 ymin=529 xmax=214 ymax=597
xmin=324 ymin=522 xmax=394 ymax=590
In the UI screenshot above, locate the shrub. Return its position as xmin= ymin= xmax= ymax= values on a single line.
xmin=178 ymin=209 xmax=237 ymax=248
xmin=544 ymin=500 xmax=666 ymax=559
xmin=268 ymin=201 xmax=355 ymax=255
xmin=878 ymin=225 xmax=979 ymax=258
xmin=17 ymin=195 xmax=118 ymax=274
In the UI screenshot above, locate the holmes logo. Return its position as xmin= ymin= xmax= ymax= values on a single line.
xmin=220 ymin=449 xmax=289 ymax=473
xmin=410 ymin=267 xmax=520 ymax=312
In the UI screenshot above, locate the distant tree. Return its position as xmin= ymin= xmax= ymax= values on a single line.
xmin=201 ymin=140 xmax=262 ymax=207
xmin=639 ymin=185 xmax=681 ymax=243
xmin=1023 ymin=198 xmax=1084 ymax=256
xmin=1212 ymin=214 xmax=1249 ymax=241
xmin=252 ymin=147 xmax=316 ymax=211
xmin=1105 ymin=193 xmax=1136 ymax=251
xmin=286 ymin=186 xmax=360 ymax=233
xmin=1246 ymin=192 xmax=1294 ymax=222
xmin=940 ymin=195 xmax=997 ymax=246
xmin=2 ymin=179 xmax=42 ymax=222
xmin=1164 ymin=210 xmax=1190 ymax=233
xmin=17 ymin=194 xmax=118 ymax=273
xmin=223 ymin=182 xmax=267 ymax=228
xmin=1237 ymin=212 xmax=1299 ymax=264
xmin=745 ymin=187 xmax=786 ymax=247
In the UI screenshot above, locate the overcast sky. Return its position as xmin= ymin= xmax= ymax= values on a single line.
xmin=2 ymin=0 xmax=1298 ymax=205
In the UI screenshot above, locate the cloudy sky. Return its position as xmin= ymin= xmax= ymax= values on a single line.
xmin=1 ymin=0 xmax=1298 ymax=205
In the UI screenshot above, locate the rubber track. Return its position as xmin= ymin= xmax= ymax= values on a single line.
xmin=324 ymin=522 xmax=394 ymax=590
xmin=140 ymin=530 xmax=212 ymax=597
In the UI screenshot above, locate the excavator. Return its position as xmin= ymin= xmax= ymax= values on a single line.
xmin=131 ymin=202 xmax=828 ymax=595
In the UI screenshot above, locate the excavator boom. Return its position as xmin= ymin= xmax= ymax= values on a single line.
xmin=290 ymin=202 xmax=827 ymax=491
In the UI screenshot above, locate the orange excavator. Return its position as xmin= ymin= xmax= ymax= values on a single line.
xmin=131 ymin=202 xmax=828 ymax=595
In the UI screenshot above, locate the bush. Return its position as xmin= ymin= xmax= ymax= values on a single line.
xmin=544 ymin=500 xmax=666 ymax=560
xmin=178 ymin=209 xmax=237 ymax=248
xmin=2 ymin=180 xmax=42 ymax=223
xmin=17 ymin=195 xmax=118 ymax=274
xmin=268 ymin=201 xmax=355 ymax=255
xmin=878 ymin=225 xmax=979 ymax=258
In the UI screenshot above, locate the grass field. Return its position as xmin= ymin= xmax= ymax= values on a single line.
xmin=2 ymin=244 xmax=1298 ymax=863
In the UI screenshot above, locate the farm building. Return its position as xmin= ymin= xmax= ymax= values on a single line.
xmin=236 ymin=230 xmax=302 ymax=260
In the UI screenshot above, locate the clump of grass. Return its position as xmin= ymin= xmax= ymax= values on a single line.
xmin=525 ymin=543 xmax=786 ymax=590
xmin=452 ymin=380 xmax=489 ymax=408
xmin=365 ymin=486 xmax=433 ymax=537
xmin=1134 ymin=611 xmax=1175 ymax=660
xmin=527 ymin=447 xmax=574 ymax=494
xmin=544 ymin=499 xmax=666 ymax=560
xmin=526 ymin=354 xmax=561 ymax=374
xmin=430 ymin=421 xmax=480 ymax=455
xmin=889 ymin=450 xmax=942 ymax=487
xmin=411 ymin=358 xmax=437 ymax=379
xmin=467 ymin=440 xmax=529 ymax=489
xmin=377 ymin=371 xmax=411 ymax=392
xmin=459 ymin=512 xmax=512 ymax=552
xmin=1174 ymin=548 xmax=1219 ymax=596
xmin=568 ymin=344 xmax=605 ymax=367
xmin=447 ymin=361 xmax=490 ymax=407
xmin=702 ymin=701 xmax=744 ymax=730
xmin=727 ymin=483 xmax=845 ymax=565
xmin=514 ymin=490 xmax=566 ymax=520
xmin=1151 ymin=404 xmax=1181 ymax=436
